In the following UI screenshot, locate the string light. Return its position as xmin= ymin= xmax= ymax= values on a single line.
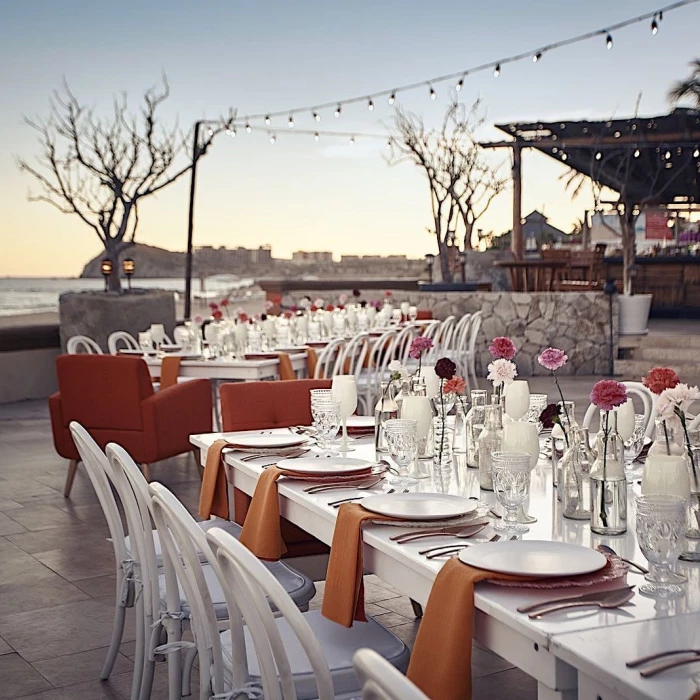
xmin=694 ymin=148 xmax=700 ymax=157
xmin=349 ymin=136 xmax=355 ymax=145
xmin=533 ymin=52 xmax=542 ymax=62
xmin=493 ymin=63 xmax=501 ymax=78
xmin=429 ymin=86 xmax=437 ymax=100
xmin=388 ymin=92 xmax=396 ymax=105
xmin=456 ymin=77 xmax=464 ymax=91
xmin=634 ymin=148 xmax=641 ymax=157
xmin=269 ymin=134 xmax=276 ymax=144
xmin=334 ymin=104 xmax=341 ymax=118
xmin=264 ymin=115 xmax=271 ymax=125
xmin=651 ymin=15 xmax=659 ymax=33
xmin=245 ymin=122 xmax=252 ymax=133
xmin=368 ymin=98 xmax=374 ymax=111
xmin=665 ymin=150 xmax=672 ymax=159
xmin=313 ymin=111 xmax=320 ymax=122
xmin=606 ymin=33 xmax=614 ymax=49
xmin=207 ymin=127 xmax=214 ymax=136
xmin=288 ymin=116 xmax=294 ymax=128
xmin=314 ymin=132 xmax=320 ymax=142
xmin=595 ymin=151 xmax=602 ymax=160
xmin=226 ymin=127 xmax=236 ymax=138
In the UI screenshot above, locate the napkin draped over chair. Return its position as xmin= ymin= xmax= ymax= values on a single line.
xmin=159 ymin=355 xmax=181 ymax=390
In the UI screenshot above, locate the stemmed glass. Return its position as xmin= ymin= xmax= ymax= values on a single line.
xmin=331 ymin=376 xmax=358 ymax=453
xmin=636 ymin=494 xmax=687 ymax=598
xmin=310 ymin=395 xmax=341 ymax=456
xmin=138 ymin=331 xmax=152 ymax=355
xmin=150 ymin=324 xmax=165 ymax=353
xmin=384 ymin=419 xmax=418 ymax=485
xmin=491 ymin=451 xmax=534 ymax=533
xmin=623 ymin=414 xmax=646 ymax=480
xmin=408 ymin=306 xmax=418 ymax=323
xmin=505 ymin=381 xmax=530 ymax=421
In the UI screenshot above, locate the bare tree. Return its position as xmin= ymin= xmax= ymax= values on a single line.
xmin=387 ymin=99 xmax=507 ymax=282
xmin=18 ymin=77 xmax=233 ymax=291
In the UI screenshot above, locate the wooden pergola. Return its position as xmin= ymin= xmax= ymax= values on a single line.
xmin=481 ymin=108 xmax=700 ymax=260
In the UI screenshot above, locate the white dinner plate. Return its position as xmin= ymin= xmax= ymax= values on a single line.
xmin=360 ymin=493 xmax=477 ymax=521
xmin=278 ymin=456 xmax=371 ymax=475
xmin=458 ymin=540 xmax=607 ymax=577
xmin=347 ymin=416 xmax=375 ymax=428
xmin=228 ymin=434 xmax=309 ymax=449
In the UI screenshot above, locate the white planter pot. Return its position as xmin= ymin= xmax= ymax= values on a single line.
xmin=618 ymin=294 xmax=652 ymax=336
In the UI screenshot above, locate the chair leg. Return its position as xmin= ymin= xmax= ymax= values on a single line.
xmin=410 ymin=599 xmax=424 ymax=619
xmin=140 ymin=463 xmax=152 ymax=481
xmin=63 ymin=459 xmax=78 ymax=498
xmin=101 ymin=573 xmax=127 ymax=680
xmin=131 ymin=597 xmax=145 ymax=700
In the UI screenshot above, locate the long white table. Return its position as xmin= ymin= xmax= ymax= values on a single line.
xmin=190 ymin=429 xmax=700 ymax=700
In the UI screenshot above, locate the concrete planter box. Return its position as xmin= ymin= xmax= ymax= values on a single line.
xmin=59 ymin=289 xmax=176 ymax=352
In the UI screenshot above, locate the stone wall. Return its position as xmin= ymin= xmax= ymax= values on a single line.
xmin=283 ymin=288 xmax=618 ymax=377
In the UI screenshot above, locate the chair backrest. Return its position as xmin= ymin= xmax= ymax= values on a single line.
xmin=541 ymin=248 xmax=571 ymax=262
xmin=417 ymin=320 xmax=440 ymax=351
xmin=148 ymin=483 xmax=229 ymax=699
xmin=428 ymin=316 xmax=456 ymax=362
xmin=452 ymin=313 xmax=472 ymax=355
xmin=366 ymin=329 xmax=398 ymax=382
xmin=338 ymin=332 xmax=370 ymax=379
xmin=353 ymin=649 xmax=428 ymax=700
xmin=220 ymin=379 xmax=332 ymax=431
xmin=67 ymin=335 xmax=103 ymax=354
xmin=68 ymin=423 xmax=128 ymax=566
xmin=582 ymin=381 xmax=656 ymax=437
xmin=207 ymin=525 xmax=336 ymax=700
xmin=391 ymin=324 xmax=419 ymax=366
xmin=467 ymin=310 xmax=482 ymax=358
xmin=313 ymin=339 xmax=345 ymax=379
xmin=55 ymin=355 xmax=154 ymax=432
xmin=108 ymin=331 xmax=139 ymax=355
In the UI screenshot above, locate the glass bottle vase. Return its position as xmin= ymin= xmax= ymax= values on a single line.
xmin=590 ymin=411 xmax=627 ymax=535
xmin=374 ymin=382 xmax=399 ymax=454
xmin=452 ymin=399 xmax=468 ymax=454
xmin=478 ymin=404 xmax=503 ymax=491
xmin=552 ymin=400 xmax=577 ymax=494
xmin=561 ymin=426 xmax=593 ymax=520
xmin=466 ymin=390 xmax=488 ymax=469
xmin=433 ymin=416 xmax=453 ymax=478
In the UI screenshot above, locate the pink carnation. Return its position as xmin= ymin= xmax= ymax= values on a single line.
xmin=489 ymin=336 xmax=517 ymax=360
xmin=538 ymin=347 xmax=568 ymax=372
xmin=655 ymin=383 xmax=700 ymax=420
xmin=409 ymin=336 xmax=434 ymax=359
xmin=487 ymin=358 xmax=517 ymax=386
xmin=590 ymin=380 xmax=627 ymax=412
xmin=444 ymin=376 xmax=466 ymax=395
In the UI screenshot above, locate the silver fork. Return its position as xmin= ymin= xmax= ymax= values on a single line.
xmin=424 ymin=533 xmax=501 ymax=559
xmin=328 ymin=488 xmax=407 ymax=508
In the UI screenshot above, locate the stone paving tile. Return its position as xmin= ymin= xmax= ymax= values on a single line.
xmin=0 ymin=511 xmax=28 ymax=536
xmin=7 ymin=504 xmax=83 ymax=532
xmin=7 ymin=524 xmax=112 ymax=555
xmin=74 ymin=574 xmax=118 ymax=599
xmin=472 ymin=667 xmax=537 ymax=699
xmin=33 ymin=543 xmax=116 ymax=581
xmin=0 ymin=652 xmax=53 ymax=698
xmin=31 ymin=647 xmax=133 ymax=688
xmin=0 ymin=540 xmax=57 ymax=587
xmin=0 ymin=636 xmax=13 ymax=655
xmin=0 ymin=575 xmax=89 ymax=617
xmin=5 ymin=677 xmax=125 ymax=700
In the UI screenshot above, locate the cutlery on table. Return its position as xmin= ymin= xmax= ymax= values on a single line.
xmin=327 ymin=488 xmax=398 ymax=507
xmin=517 ymin=585 xmax=636 ymax=614
xmin=424 ymin=534 xmax=501 ymax=559
xmin=527 ymin=587 xmax=635 ymax=619
xmin=627 ymin=649 xmax=700 ymax=677
xmin=395 ymin=522 xmax=489 ymax=546
xmin=304 ymin=477 xmax=385 ymax=494
xmin=596 ymin=544 xmax=649 ymax=575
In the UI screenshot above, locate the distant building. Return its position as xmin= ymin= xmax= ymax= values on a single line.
xmin=292 ymin=251 xmax=334 ymax=264
xmin=195 ymin=245 xmax=273 ymax=266
xmin=494 ymin=211 xmax=572 ymax=251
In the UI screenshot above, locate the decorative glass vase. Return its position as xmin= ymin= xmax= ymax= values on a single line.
xmin=647 ymin=417 xmax=685 ymax=457
xmin=590 ymin=412 xmax=627 ymax=536
xmin=478 ymin=404 xmax=503 ymax=491
xmin=466 ymin=390 xmax=488 ymax=469
xmin=561 ymin=426 xmax=594 ymax=520
xmin=452 ymin=398 xmax=469 ymax=454
xmin=374 ymin=382 xmax=399 ymax=453
xmin=687 ymin=447 xmax=700 ymax=540
xmin=432 ymin=415 xmax=453 ymax=477
xmin=552 ymin=400 xmax=577 ymax=493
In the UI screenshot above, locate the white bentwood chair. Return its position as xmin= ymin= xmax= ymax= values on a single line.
xmin=149 ymin=482 xmax=411 ymax=699
xmin=313 ymin=338 xmax=345 ymax=379
xmin=357 ymin=329 xmax=398 ymax=414
xmin=66 ymin=335 xmax=103 ymax=354
xmin=353 ymin=649 xmax=428 ymax=700
xmin=582 ymin=380 xmax=656 ymax=438
xmin=107 ymin=331 xmax=140 ymax=354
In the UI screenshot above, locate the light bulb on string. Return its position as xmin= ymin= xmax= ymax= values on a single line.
xmin=334 ymin=104 xmax=341 ymax=118
xmin=561 ymin=152 xmax=568 ymax=162
xmin=288 ymin=116 xmax=294 ymax=128
xmin=207 ymin=127 xmax=214 ymax=136
xmin=349 ymin=136 xmax=355 ymax=145
xmin=651 ymin=16 xmax=659 ymax=34
xmin=313 ymin=112 xmax=320 ymax=122
xmin=264 ymin=115 xmax=271 ymax=125
xmin=368 ymin=98 xmax=374 ymax=112
xmin=429 ymin=86 xmax=437 ymax=100
xmin=388 ymin=92 xmax=396 ymax=105
xmin=269 ymin=134 xmax=276 ymax=144
xmin=694 ymin=148 xmax=700 ymax=158
xmin=606 ymin=34 xmax=613 ymax=49
xmin=533 ymin=52 xmax=542 ymax=63
xmin=634 ymin=148 xmax=641 ymax=158
xmin=456 ymin=77 xmax=464 ymax=91
xmin=314 ymin=133 xmax=320 ymax=142
xmin=665 ymin=150 xmax=672 ymax=160
xmin=493 ymin=63 xmax=501 ymax=78
xmin=595 ymin=151 xmax=602 ymax=160
xmin=245 ymin=123 xmax=252 ymax=133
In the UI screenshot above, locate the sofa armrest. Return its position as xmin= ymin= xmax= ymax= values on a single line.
xmin=141 ymin=379 xmax=213 ymax=460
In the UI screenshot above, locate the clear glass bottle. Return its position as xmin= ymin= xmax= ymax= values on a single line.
xmin=647 ymin=417 xmax=685 ymax=457
xmin=395 ymin=378 xmax=413 ymax=414
xmin=452 ymin=398 xmax=468 ymax=454
xmin=561 ymin=426 xmax=594 ymax=520
xmin=590 ymin=411 xmax=627 ymax=535
xmin=478 ymin=404 xmax=503 ymax=491
xmin=466 ymin=390 xmax=487 ymax=468
xmin=553 ymin=400 xmax=577 ymax=492
xmin=374 ymin=382 xmax=399 ymax=454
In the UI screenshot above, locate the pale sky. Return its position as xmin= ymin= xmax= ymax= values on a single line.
xmin=1 ymin=0 xmax=699 ymax=277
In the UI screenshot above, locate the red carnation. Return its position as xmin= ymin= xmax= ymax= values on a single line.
xmin=208 ymin=302 xmax=219 ymax=311
xmin=435 ymin=357 xmax=457 ymax=380
xmin=325 ymin=304 xmax=335 ymax=312
xmin=489 ymin=336 xmax=517 ymax=360
xmin=642 ymin=367 xmax=680 ymax=395
xmin=590 ymin=379 xmax=627 ymax=412
xmin=220 ymin=298 xmax=230 ymax=307
xmin=212 ymin=309 xmax=223 ymax=320
xmin=310 ymin=305 xmax=318 ymax=312
xmin=238 ymin=312 xmax=248 ymax=323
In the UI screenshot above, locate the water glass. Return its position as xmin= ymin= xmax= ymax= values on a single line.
xmin=636 ymin=494 xmax=687 ymax=598
xmin=623 ymin=414 xmax=646 ymax=480
xmin=525 ymin=394 xmax=548 ymax=433
xmin=138 ymin=331 xmax=152 ymax=354
xmin=408 ymin=306 xmax=418 ymax=322
xmin=311 ymin=399 xmax=341 ymax=454
xmin=384 ymin=419 xmax=418 ymax=484
xmin=150 ymin=323 xmax=165 ymax=350
xmin=491 ymin=451 xmax=534 ymax=533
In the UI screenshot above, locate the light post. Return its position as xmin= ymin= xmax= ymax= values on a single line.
xmin=100 ymin=259 xmax=112 ymax=292
xmin=425 ymin=253 xmax=435 ymax=284
xmin=459 ymin=250 xmax=467 ymax=283
xmin=122 ymin=258 xmax=135 ymax=290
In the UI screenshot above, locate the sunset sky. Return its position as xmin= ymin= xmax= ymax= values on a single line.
xmin=1 ymin=0 xmax=699 ymax=277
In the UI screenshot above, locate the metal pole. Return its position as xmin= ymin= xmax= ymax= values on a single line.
xmin=184 ymin=121 xmax=202 ymax=320
xmin=512 ymin=144 xmax=523 ymax=260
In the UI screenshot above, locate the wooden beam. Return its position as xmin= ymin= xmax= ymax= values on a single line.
xmin=481 ymin=131 xmax=700 ymax=150
xmin=512 ymin=144 xmax=523 ymax=261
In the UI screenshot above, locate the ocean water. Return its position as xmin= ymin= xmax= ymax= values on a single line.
xmin=0 ymin=276 xmax=256 ymax=317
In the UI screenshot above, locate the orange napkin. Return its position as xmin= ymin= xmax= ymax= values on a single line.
xmin=199 ymin=438 xmax=234 ymax=520
xmin=159 ymin=356 xmax=181 ymax=390
xmin=307 ymin=347 xmax=318 ymax=378
xmin=321 ymin=503 xmax=395 ymax=626
xmin=407 ymin=559 xmax=531 ymax=700
xmin=277 ymin=352 xmax=295 ymax=381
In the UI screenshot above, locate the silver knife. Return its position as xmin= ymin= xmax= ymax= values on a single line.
xmin=526 ymin=587 xmax=635 ymax=619
xmin=517 ymin=585 xmax=635 ymax=614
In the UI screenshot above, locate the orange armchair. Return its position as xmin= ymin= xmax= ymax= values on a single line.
xmin=220 ymin=379 xmax=331 ymax=558
xmin=50 ymin=354 xmax=212 ymax=497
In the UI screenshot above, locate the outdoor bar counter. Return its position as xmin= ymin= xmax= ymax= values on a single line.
xmin=604 ymin=255 xmax=700 ymax=316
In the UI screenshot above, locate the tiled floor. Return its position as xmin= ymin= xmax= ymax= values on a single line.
xmin=0 ymin=384 xmax=607 ymax=699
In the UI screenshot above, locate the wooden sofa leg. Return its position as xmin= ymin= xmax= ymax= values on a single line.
xmin=410 ymin=599 xmax=424 ymax=619
xmin=64 ymin=460 xmax=78 ymax=498
xmin=141 ymin=463 xmax=152 ymax=481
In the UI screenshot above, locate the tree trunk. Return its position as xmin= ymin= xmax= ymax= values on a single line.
xmin=437 ymin=239 xmax=453 ymax=283
xmin=105 ymin=246 xmax=123 ymax=293
xmin=620 ymin=206 xmax=637 ymax=296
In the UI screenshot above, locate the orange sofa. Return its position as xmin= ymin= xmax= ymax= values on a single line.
xmin=50 ymin=354 xmax=212 ymax=496
xmin=220 ymin=379 xmax=332 ymax=558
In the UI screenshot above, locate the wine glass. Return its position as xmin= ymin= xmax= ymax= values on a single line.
xmin=505 ymin=380 xmax=530 ymax=421
xmin=331 ymin=375 xmax=358 ymax=452
xmin=150 ymin=324 xmax=165 ymax=352
xmin=491 ymin=451 xmax=534 ymax=533
xmin=525 ymin=393 xmax=548 ymax=432
xmin=408 ymin=306 xmax=418 ymax=323
xmin=636 ymin=494 xmax=687 ymax=598
xmin=615 ymin=399 xmax=636 ymax=442
xmin=623 ymin=414 xmax=646 ymax=480
xmin=138 ymin=331 xmax=152 ymax=355
xmin=384 ymin=419 xmax=418 ymax=485
xmin=400 ymin=395 xmax=432 ymax=473
xmin=311 ymin=398 xmax=341 ymax=455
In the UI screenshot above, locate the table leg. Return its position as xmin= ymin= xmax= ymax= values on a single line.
xmin=537 ymin=682 xmax=577 ymax=700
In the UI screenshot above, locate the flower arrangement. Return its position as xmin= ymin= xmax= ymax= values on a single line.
xmin=656 ymin=383 xmax=700 ymax=484
xmin=434 ymin=357 xmax=461 ymax=466
xmin=538 ymin=347 xmax=571 ymax=446
xmin=409 ymin=336 xmax=434 ymax=375
xmin=590 ymin=379 xmax=628 ymax=527
xmin=489 ymin=336 xmax=517 ymax=361
xmin=212 ymin=309 xmax=223 ymax=321
xmin=263 ymin=299 xmax=275 ymax=312
xmin=642 ymin=367 xmax=680 ymax=395
xmin=388 ymin=360 xmax=410 ymax=385
xmin=486 ymin=358 xmax=517 ymax=401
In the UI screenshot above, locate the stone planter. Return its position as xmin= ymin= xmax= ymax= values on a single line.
xmin=59 ymin=290 xmax=176 ymax=352
xmin=618 ymin=294 xmax=652 ymax=336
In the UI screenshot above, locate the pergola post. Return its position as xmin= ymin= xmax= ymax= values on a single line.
xmin=512 ymin=143 xmax=523 ymax=260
